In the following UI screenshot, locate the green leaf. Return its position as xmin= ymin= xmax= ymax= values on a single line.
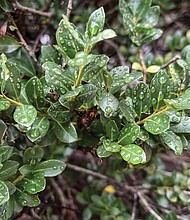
xmin=0 ymin=36 xmax=21 ymax=53
xmin=141 ymin=28 xmax=163 ymax=43
xmin=97 ymin=144 xmax=112 ymax=158
xmin=15 ymin=189 xmax=40 ymax=207
xmin=144 ymin=114 xmax=170 ymax=135
xmin=118 ymin=122 xmax=140 ymax=145
xmin=146 ymin=65 xmax=160 ymax=73
xmin=25 ymin=76 xmax=46 ymax=108
xmin=26 ymin=117 xmax=50 ymax=142
xmin=13 ymin=105 xmax=37 ymax=127
xmin=56 ymin=15 xmax=84 ymax=59
xmin=85 ymin=7 xmax=105 ymax=38
xmin=0 ymin=145 xmax=13 ymax=163
xmin=133 ymin=83 xmax=151 ymax=119
xmin=22 ymin=172 xmax=46 ymax=194
xmin=68 ymin=51 xmax=89 ymax=66
xmin=0 ymin=120 xmax=7 ymax=143
xmin=106 ymin=120 xmax=119 ymax=141
xmin=33 ymin=160 xmax=66 ymax=177
xmin=98 ymin=92 xmax=119 ymax=118
xmin=76 ymin=84 xmax=97 ymax=103
xmin=181 ymin=44 xmax=190 ymax=66
xmin=54 ymin=121 xmax=78 ymax=143
xmin=159 ymin=131 xmax=183 ymax=155
xmin=138 ymin=128 xmax=149 ymax=141
xmin=90 ymin=29 xmax=116 ymax=46
xmin=103 ymin=139 xmax=121 ymax=153
xmin=119 ymin=98 xmax=137 ymax=122
xmin=170 ymin=116 xmax=190 ymax=133
xmin=0 ymin=160 xmax=19 ymax=181
xmin=42 ymin=62 xmax=75 ymax=94
xmin=19 ymin=165 xmax=34 ymax=176
xmin=24 ymin=146 xmax=44 ymax=165
xmin=120 ymin=144 xmax=146 ymax=164
xmin=0 ymin=0 xmax=12 ymax=12
xmin=41 ymin=45 xmax=61 ymax=65
xmin=0 ymin=181 xmax=9 ymax=206
xmin=0 ymin=98 xmax=10 ymax=111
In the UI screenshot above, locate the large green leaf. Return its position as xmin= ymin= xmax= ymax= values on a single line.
xmin=33 ymin=160 xmax=66 ymax=177
xmin=159 ymin=131 xmax=183 ymax=155
xmin=54 ymin=121 xmax=78 ymax=143
xmin=103 ymin=139 xmax=121 ymax=153
xmin=0 ymin=181 xmax=9 ymax=206
xmin=120 ymin=144 xmax=146 ymax=164
xmin=26 ymin=117 xmax=50 ymax=142
xmin=133 ymin=83 xmax=151 ymax=119
xmin=118 ymin=123 xmax=140 ymax=145
xmin=85 ymin=7 xmax=105 ymax=38
xmin=170 ymin=116 xmax=190 ymax=133
xmin=119 ymin=98 xmax=137 ymax=122
xmin=144 ymin=114 xmax=170 ymax=135
xmin=42 ymin=62 xmax=75 ymax=94
xmin=106 ymin=120 xmax=119 ymax=141
xmin=98 ymin=92 xmax=119 ymax=118
xmin=0 ymin=36 xmax=21 ymax=53
xmin=0 ymin=160 xmax=19 ymax=181
xmin=22 ymin=172 xmax=46 ymax=194
xmin=25 ymin=76 xmax=46 ymax=108
xmin=56 ymin=15 xmax=84 ymax=58
xmin=13 ymin=105 xmax=37 ymax=127
xmin=0 ymin=146 xmax=13 ymax=163
xmin=24 ymin=145 xmax=44 ymax=165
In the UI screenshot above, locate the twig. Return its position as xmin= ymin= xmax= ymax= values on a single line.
xmin=161 ymin=55 xmax=180 ymax=69
xmin=13 ymin=1 xmax=53 ymax=18
xmin=66 ymin=0 xmax=73 ymax=19
xmin=139 ymin=48 xmax=147 ymax=83
xmin=132 ymin=193 xmax=138 ymax=220
xmin=66 ymin=163 xmax=108 ymax=180
xmin=30 ymin=209 xmax=41 ymax=220
xmin=105 ymin=40 xmax=126 ymax=66
xmin=137 ymin=191 xmax=163 ymax=220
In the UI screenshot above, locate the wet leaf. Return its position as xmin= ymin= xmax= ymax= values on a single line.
xmin=97 ymin=144 xmax=112 ymax=158
xmin=170 ymin=116 xmax=190 ymax=133
xmin=103 ymin=139 xmax=121 ymax=153
xmin=90 ymin=29 xmax=116 ymax=46
xmin=0 ymin=145 xmax=13 ymax=163
xmin=0 ymin=180 xmax=9 ymax=206
xmin=0 ymin=160 xmax=19 ymax=181
xmin=24 ymin=146 xmax=44 ymax=165
xmin=0 ymin=98 xmax=10 ymax=111
xmin=138 ymin=128 xmax=149 ymax=141
xmin=54 ymin=121 xmax=78 ymax=143
xmin=118 ymin=122 xmax=140 ymax=145
xmin=119 ymin=98 xmax=137 ymax=122
xmin=141 ymin=28 xmax=163 ymax=43
xmin=33 ymin=160 xmax=66 ymax=177
xmin=120 ymin=144 xmax=146 ymax=164
xmin=41 ymin=45 xmax=61 ymax=65
xmin=144 ymin=114 xmax=170 ymax=135
xmin=76 ymin=84 xmax=97 ymax=103
xmin=106 ymin=120 xmax=119 ymax=141
xmin=13 ymin=105 xmax=37 ymax=127
xmin=0 ymin=36 xmax=21 ymax=53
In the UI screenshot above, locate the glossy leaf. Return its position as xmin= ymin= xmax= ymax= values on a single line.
xmin=76 ymin=84 xmax=97 ymax=103
xmin=133 ymin=83 xmax=151 ymax=119
xmin=26 ymin=117 xmax=50 ymax=142
xmin=54 ymin=121 xmax=78 ymax=143
xmin=138 ymin=128 xmax=149 ymax=141
xmin=0 ymin=36 xmax=21 ymax=53
xmin=25 ymin=76 xmax=46 ymax=108
xmin=68 ymin=51 xmax=89 ymax=66
xmin=0 ymin=145 xmax=13 ymax=163
xmin=106 ymin=120 xmax=119 ymax=141
xmin=56 ymin=15 xmax=84 ymax=59
xmin=19 ymin=165 xmax=34 ymax=176
xmin=0 ymin=98 xmax=10 ymax=111
xmin=86 ymin=7 xmax=105 ymax=38
xmin=41 ymin=45 xmax=61 ymax=65
xmin=120 ymin=144 xmax=146 ymax=164
xmin=15 ymin=189 xmax=40 ymax=207
xmin=0 ymin=160 xmax=19 ymax=181
xmin=90 ymin=29 xmax=116 ymax=46
xmin=144 ymin=114 xmax=170 ymax=135
xmin=141 ymin=28 xmax=163 ymax=43
xmin=13 ymin=105 xmax=37 ymax=127
xmin=103 ymin=139 xmax=121 ymax=153
xmin=159 ymin=131 xmax=183 ymax=155
xmin=118 ymin=123 xmax=140 ymax=145
xmin=33 ymin=160 xmax=66 ymax=177
xmin=119 ymin=98 xmax=137 ymax=122
xmin=0 ymin=180 xmax=9 ymax=206
xmin=0 ymin=120 xmax=7 ymax=143
xmin=146 ymin=65 xmax=160 ymax=73
xmin=97 ymin=92 xmax=119 ymax=118
xmin=170 ymin=116 xmax=190 ymax=133
xmin=97 ymin=144 xmax=112 ymax=158
xmin=22 ymin=172 xmax=46 ymax=194
xmin=24 ymin=146 xmax=44 ymax=165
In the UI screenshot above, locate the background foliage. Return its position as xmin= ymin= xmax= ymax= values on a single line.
xmin=0 ymin=0 xmax=190 ymax=219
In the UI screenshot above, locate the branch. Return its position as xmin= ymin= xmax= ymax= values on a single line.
xmin=13 ymin=1 xmax=53 ymax=18
xmin=139 ymin=48 xmax=147 ymax=83
xmin=66 ymin=0 xmax=73 ymax=19
xmin=161 ymin=55 xmax=180 ymax=69
xmin=137 ymin=191 xmax=163 ymax=220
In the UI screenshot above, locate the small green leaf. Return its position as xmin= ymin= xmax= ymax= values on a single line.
xmin=103 ymin=140 xmax=121 ymax=153
xmin=0 ymin=36 xmax=21 ymax=53
xmin=146 ymin=65 xmax=160 ymax=73
xmin=85 ymin=7 xmax=105 ymax=38
xmin=170 ymin=116 xmax=190 ymax=133
xmin=33 ymin=160 xmax=66 ymax=177
xmin=0 ymin=181 xmax=9 ymax=206
xmin=138 ymin=128 xmax=149 ymax=141
xmin=118 ymin=123 xmax=140 ymax=145
xmin=159 ymin=131 xmax=183 ymax=155
xmin=15 ymin=189 xmax=40 ymax=207
xmin=76 ymin=84 xmax=97 ymax=103
xmin=54 ymin=121 xmax=78 ymax=143
xmin=24 ymin=146 xmax=44 ymax=165
xmin=90 ymin=29 xmax=116 ymax=46
xmin=119 ymin=98 xmax=137 ymax=122
xmin=144 ymin=114 xmax=170 ymax=135
xmin=26 ymin=117 xmax=50 ymax=142
xmin=0 ymin=145 xmax=13 ymax=163
xmin=22 ymin=172 xmax=46 ymax=194
xmin=106 ymin=120 xmax=119 ymax=141
xmin=0 ymin=160 xmax=19 ymax=181
xmin=132 ymin=62 xmax=142 ymax=71
xmin=19 ymin=165 xmax=34 ymax=176
xmin=0 ymin=98 xmax=10 ymax=111
xmin=97 ymin=144 xmax=112 ymax=158
xmin=13 ymin=105 xmax=37 ymax=127
xmin=120 ymin=144 xmax=146 ymax=164
xmin=141 ymin=28 xmax=163 ymax=43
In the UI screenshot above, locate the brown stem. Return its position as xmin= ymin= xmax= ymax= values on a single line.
xmin=66 ymin=0 xmax=73 ymax=19
xmin=13 ymin=1 xmax=53 ymax=18
xmin=161 ymin=55 xmax=180 ymax=69
xmin=139 ymin=48 xmax=147 ymax=83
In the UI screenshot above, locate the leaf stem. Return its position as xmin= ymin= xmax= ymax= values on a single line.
xmin=137 ymin=106 xmax=170 ymax=125
xmin=0 ymin=94 xmax=23 ymax=106
xmin=74 ymin=66 xmax=84 ymax=88
xmin=12 ymin=175 xmax=24 ymax=185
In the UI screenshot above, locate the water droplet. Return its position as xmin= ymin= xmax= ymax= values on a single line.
xmin=159 ymin=76 xmax=167 ymax=84
xmin=53 ymin=166 xmax=58 ymax=170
